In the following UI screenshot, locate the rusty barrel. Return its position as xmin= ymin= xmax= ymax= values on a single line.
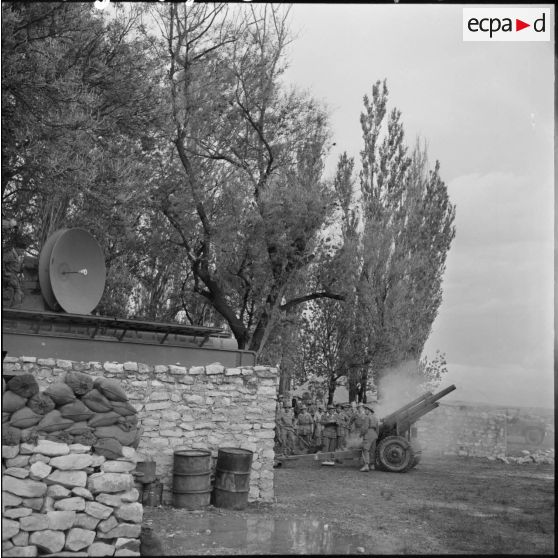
xmin=172 ymin=449 xmax=212 ymax=510
xmin=213 ymin=447 xmax=253 ymax=510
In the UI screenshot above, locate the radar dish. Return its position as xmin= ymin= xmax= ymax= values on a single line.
xmin=38 ymin=228 xmax=106 ymax=314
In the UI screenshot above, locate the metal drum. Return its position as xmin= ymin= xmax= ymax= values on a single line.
xmin=213 ymin=447 xmax=253 ymax=510
xmin=172 ymin=449 xmax=212 ymax=510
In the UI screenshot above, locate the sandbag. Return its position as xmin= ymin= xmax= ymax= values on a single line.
xmin=7 ymin=374 xmax=39 ymax=398
xmin=46 ymin=430 xmax=73 ymax=444
xmin=59 ymin=400 xmax=94 ymax=422
xmin=27 ymin=392 xmax=56 ymax=415
xmin=88 ymin=411 xmax=122 ymax=427
xmin=93 ymin=438 xmax=123 ymax=459
xmin=2 ymin=424 xmax=21 ymax=446
xmin=119 ymin=414 xmax=138 ymax=427
xmin=2 ymin=390 xmax=28 ymax=413
xmin=20 ymin=428 xmax=39 ymax=445
xmin=44 ymin=382 xmax=76 ymax=406
xmin=9 ymin=406 xmax=42 ymax=429
xmin=80 ymin=389 xmax=113 ymax=413
xmin=64 ymin=371 xmax=94 ymax=396
xmin=72 ymin=431 xmax=97 ymax=447
xmin=37 ymin=409 xmax=75 ymax=433
xmin=110 ymin=400 xmax=137 ymax=417
xmin=66 ymin=421 xmax=93 ymax=435
xmin=93 ymin=377 xmax=128 ymax=402
xmin=93 ymin=425 xmax=138 ymax=447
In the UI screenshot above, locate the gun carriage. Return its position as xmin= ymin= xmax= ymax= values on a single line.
xmin=275 ymin=384 xmax=456 ymax=473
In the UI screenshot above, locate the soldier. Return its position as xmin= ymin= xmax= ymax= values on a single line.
xmin=359 ymin=404 xmax=379 ymax=472
xmin=281 ymin=405 xmax=296 ymax=455
xmin=296 ymin=404 xmax=314 ymax=450
xmin=321 ymin=404 xmax=338 ymax=453
xmin=335 ymin=404 xmax=350 ymax=450
xmin=313 ymin=405 xmax=324 ymax=449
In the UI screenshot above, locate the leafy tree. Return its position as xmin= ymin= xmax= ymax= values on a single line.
xmin=151 ymin=3 xmax=341 ymax=355
xmin=294 ymin=81 xmax=455 ymax=402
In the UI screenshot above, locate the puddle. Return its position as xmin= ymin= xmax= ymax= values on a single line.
xmin=160 ymin=516 xmax=369 ymax=555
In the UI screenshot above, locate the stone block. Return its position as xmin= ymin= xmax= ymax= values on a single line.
xmin=29 ymin=461 xmax=52 ymax=480
xmin=101 ymin=461 xmax=135 ymax=474
xmin=168 ymin=365 xmax=187 ymax=375
xmin=184 ymin=395 xmax=204 ymax=405
xmin=115 ymin=538 xmax=140 ymax=551
xmin=160 ymin=429 xmax=183 ymax=437
xmin=34 ymin=440 xmax=70 ymax=457
xmin=206 ymin=363 xmax=224 ymax=375
xmin=84 ymin=500 xmax=113 ymax=520
xmin=47 ymin=510 xmax=76 ymax=530
xmin=3 ymin=477 xmax=47 ymax=499
xmin=5 ymin=467 xmax=30 ymax=479
xmin=120 ymin=488 xmax=140 ymax=503
xmin=123 ymin=362 xmax=138 ymax=372
xmin=47 ymin=485 xmax=71 ymax=499
xmin=2 ymin=445 xmax=20 ymax=459
xmin=103 ymin=363 xmax=124 ymax=374
xmin=2 ymin=541 xmax=14 ymax=552
xmin=2 ymin=546 xmax=38 ymax=557
xmin=97 ymin=515 xmax=118 ymax=533
xmin=2 ymin=518 xmax=20 ymax=540
xmin=88 ymin=542 xmax=116 ymax=557
xmin=46 ymin=470 xmax=87 ymax=489
xmin=114 ymin=550 xmax=140 ymax=557
xmin=114 ymin=503 xmax=142 ymax=524
xmin=6 ymin=455 xmax=31 ymax=468
xmin=50 ymin=454 xmax=93 ymax=471
xmin=96 ymin=523 xmax=141 ymax=539
xmin=65 ymin=528 xmax=96 ymax=551
xmin=224 ymin=368 xmax=241 ymax=376
xmin=189 ymin=366 xmax=204 ymax=375
xmin=3 ymin=508 xmax=33 ymax=519
xmin=72 ymin=513 xmax=100 ymax=531
xmin=19 ymin=513 xmax=49 ymax=531
xmin=11 ymin=531 xmax=29 ymax=547
xmin=30 ymin=530 xmax=64 ymax=554
xmin=54 ymin=497 xmax=86 ymax=512
xmin=88 ymin=473 xmax=133 ymax=494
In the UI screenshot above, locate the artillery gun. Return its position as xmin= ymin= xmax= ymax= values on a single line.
xmin=275 ymin=384 xmax=456 ymax=473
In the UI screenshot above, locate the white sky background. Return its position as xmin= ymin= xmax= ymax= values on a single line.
xmin=282 ymin=4 xmax=555 ymax=409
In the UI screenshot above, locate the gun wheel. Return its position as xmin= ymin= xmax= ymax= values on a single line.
xmin=376 ymin=436 xmax=414 ymax=473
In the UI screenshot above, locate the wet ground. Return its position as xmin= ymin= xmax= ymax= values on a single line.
xmin=145 ymin=455 xmax=554 ymax=555
xmin=154 ymin=514 xmax=369 ymax=555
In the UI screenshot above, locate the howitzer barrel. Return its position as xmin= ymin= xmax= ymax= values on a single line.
xmin=382 ymin=391 xmax=433 ymax=425
xmin=381 ymin=385 xmax=456 ymax=428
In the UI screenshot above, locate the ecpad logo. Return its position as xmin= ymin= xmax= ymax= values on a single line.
xmin=463 ymin=8 xmax=551 ymax=41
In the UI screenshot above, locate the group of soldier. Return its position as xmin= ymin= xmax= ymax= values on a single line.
xmin=275 ymin=396 xmax=379 ymax=472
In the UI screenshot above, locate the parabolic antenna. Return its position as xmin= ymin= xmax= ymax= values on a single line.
xmin=38 ymin=228 xmax=106 ymax=314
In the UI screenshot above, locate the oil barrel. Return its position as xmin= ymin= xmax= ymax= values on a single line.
xmin=172 ymin=449 xmax=212 ymax=510
xmin=142 ymin=480 xmax=163 ymax=507
xmin=212 ymin=447 xmax=253 ymax=510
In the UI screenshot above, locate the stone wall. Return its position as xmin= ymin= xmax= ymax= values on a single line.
xmin=416 ymin=403 xmax=507 ymax=457
xmin=3 ymin=357 xmax=278 ymax=504
xmin=2 ymin=440 xmax=141 ymax=557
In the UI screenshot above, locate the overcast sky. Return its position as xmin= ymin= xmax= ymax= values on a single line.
xmin=282 ymin=4 xmax=554 ymax=409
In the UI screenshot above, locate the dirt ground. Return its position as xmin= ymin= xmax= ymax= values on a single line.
xmin=144 ymin=454 xmax=554 ymax=555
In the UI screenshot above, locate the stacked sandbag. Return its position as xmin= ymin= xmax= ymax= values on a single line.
xmin=1 ymin=440 xmax=142 ymax=556
xmin=2 ymin=373 xmax=140 ymax=456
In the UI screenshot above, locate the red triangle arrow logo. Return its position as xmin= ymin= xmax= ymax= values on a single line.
xmin=516 ymin=19 xmax=530 ymax=31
